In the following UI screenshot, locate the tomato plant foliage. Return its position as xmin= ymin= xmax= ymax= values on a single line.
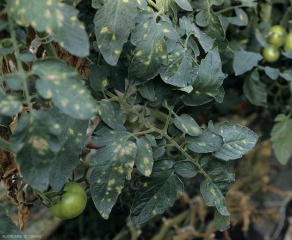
xmin=2 ymin=0 xmax=283 ymax=234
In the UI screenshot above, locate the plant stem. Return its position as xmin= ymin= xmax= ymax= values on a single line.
xmin=146 ymin=0 xmax=161 ymax=12
xmin=215 ymin=4 xmax=245 ymax=15
xmin=36 ymin=31 xmax=58 ymax=58
xmin=8 ymin=16 xmax=32 ymax=108
xmin=105 ymin=90 xmax=211 ymax=180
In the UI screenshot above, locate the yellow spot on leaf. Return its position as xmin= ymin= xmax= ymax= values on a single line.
xmin=163 ymin=29 xmax=170 ymax=33
xmin=100 ymin=26 xmax=108 ymax=33
xmin=136 ymin=51 xmax=142 ymax=56
xmin=69 ymin=128 xmax=74 ymax=135
xmin=108 ymin=179 xmax=115 ymax=186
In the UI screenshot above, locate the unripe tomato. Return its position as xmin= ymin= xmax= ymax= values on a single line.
xmin=49 ymin=182 xmax=87 ymax=219
xmin=262 ymin=46 xmax=280 ymax=63
xmin=284 ymin=32 xmax=292 ymax=52
xmin=268 ymin=25 xmax=287 ymax=47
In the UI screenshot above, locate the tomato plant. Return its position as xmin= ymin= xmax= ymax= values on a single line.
xmin=48 ymin=182 xmax=87 ymax=219
xmin=262 ymin=45 xmax=280 ymax=62
xmin=0 ymin=0 xmax=291 ymax=238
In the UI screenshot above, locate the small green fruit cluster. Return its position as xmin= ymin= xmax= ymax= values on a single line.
xmin=262 ymin=25 xmax=292 ymax=63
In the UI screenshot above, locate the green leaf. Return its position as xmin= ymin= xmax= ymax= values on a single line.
xmin=179 ymin=16 xmax=214 ymax=52
xmin=3 ymin=74 xmax=23 ymax=91
xmin=243 ymin=70 xmax=267 ymax=107
xmin=264 ymin=66 xmax=280 ymax=80
xmin=0 ymin=137 xmax=13 ymax=153
xmin=174 ymin=0 xmax=192 ymax=11
xmin=200 ymin=180 xmax=229 ymax=216
xmin=130 ymin=160 xmax=183 ymax=224
xmin=282 ymin=50 xmax=292 ymax=59
xmin=214 ymin=122 xmax=258 ymax=161
xmin=174 ymin=160 xmax=197 ymax=178
xmin=214 ymin=209 xmax=230 ymax=231
xmin=0 ymin=205 xmax=23 ymax=236
xmin=203 ymin=13 xmax=227 ymax=51
xmin=7 ymin=0 xmax=89 ymax=57
xmin=93 ymin=0 xmax=142 ymax=65
xmin=33 ymin=58 xmax=97 ymax=119
xmin=213 ymin=170 xmax=235 ymax=195
xmin=98 ymin=100 xmax=117 ymax=129
xmin=160 ymin=44 xmax=194 ymax=87
xmin=185 ymin=48 xmax=226 ymax=103
xmin=135 ymin=138 xmax=154 ymax=176
xmin=195 ymin=10 xmax=210 ymax=27
xmin=233 ymin=51 xmax=263 ymax=76
xmin=228 ymin=8 xmax=248 ymax=26
xmin=173 ymin=114 xmax=202 ymax=136
xmin=10 ymin=111 xmax=61 ymax=190
xmin=49 ymin=109 xmax=88 ymax=191
xmin=90 ymin=141 xmax=137 ymax=219
xmin=280 ymin=69 xmax=292 ymax=81
xmin=0 ymin=90 xmax=23 ymax=116
xmin=186 ymin=129 xmax=223 ymax=153
xmin=138 ymin=80 xmax=155 ymax=101
xmin=271 ymin=115 xmax=292 ymax=164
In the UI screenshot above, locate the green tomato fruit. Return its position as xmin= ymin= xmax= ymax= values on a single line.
xmin=268 ymin=25 xmax=287 ymax=47
xmin=284 ymin=32 xmax=292 ymax=52
xmin=49 ymin=182 xmax=87 ymax=219
xmin=262 ymin=46 xmax=280 ymax=63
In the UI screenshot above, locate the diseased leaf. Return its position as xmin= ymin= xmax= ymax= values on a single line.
xmin=93 ymin=0 xmax=142 ymax=65
xmin=92 ymin=127 xmax=131 ymax=147
xmin=183 ymin=48 xmax=226 ymax=105
xmin=7 ymin=0 xmax=89 ymax=57
xmin=173 ymin=114 xmax=202 ymax=136
xmin=49 ymin=109 xmax=88 ymax=191
xmin=0 ymin=90 xmax=23 ymax=116
xmin=271 ymin=115 xmax=292 ymax=164
xmin=174 ymin=160 xmax=197 ymax=178
xmin=187 ymin=129 xmax=223 ymax=153
xmin=200 ymin=180 xmax=229 ymax=216
xmin=135 ymin=138 xmax=154 ymax=176
xmin=89 ymin=64 xmax=110 ymax=92
xmin=10 ymin=111 xmax=61 ymax=190
xmin=233 ymin=51 xmax=263 ymax=76
xmin=98 ymin=100 xmax=117 ymax=129
xmin=160 ymin=44 xmax=194 ymax=87
xmin=90 ymin=141 xmax=137 ymax=219
xmin=243 ymin=70 xmax=267 ymax=107
xmin=33 ymin=58 xmax=97 ymax=119
xmin=214 ymin=122 xmax=258 ymax=161
xmin=131 ymin=160 xmax=183 ymax=224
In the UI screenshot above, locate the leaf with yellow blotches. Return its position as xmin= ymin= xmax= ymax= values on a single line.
xmin=89 ymin=141 xmax=137 ymax=219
